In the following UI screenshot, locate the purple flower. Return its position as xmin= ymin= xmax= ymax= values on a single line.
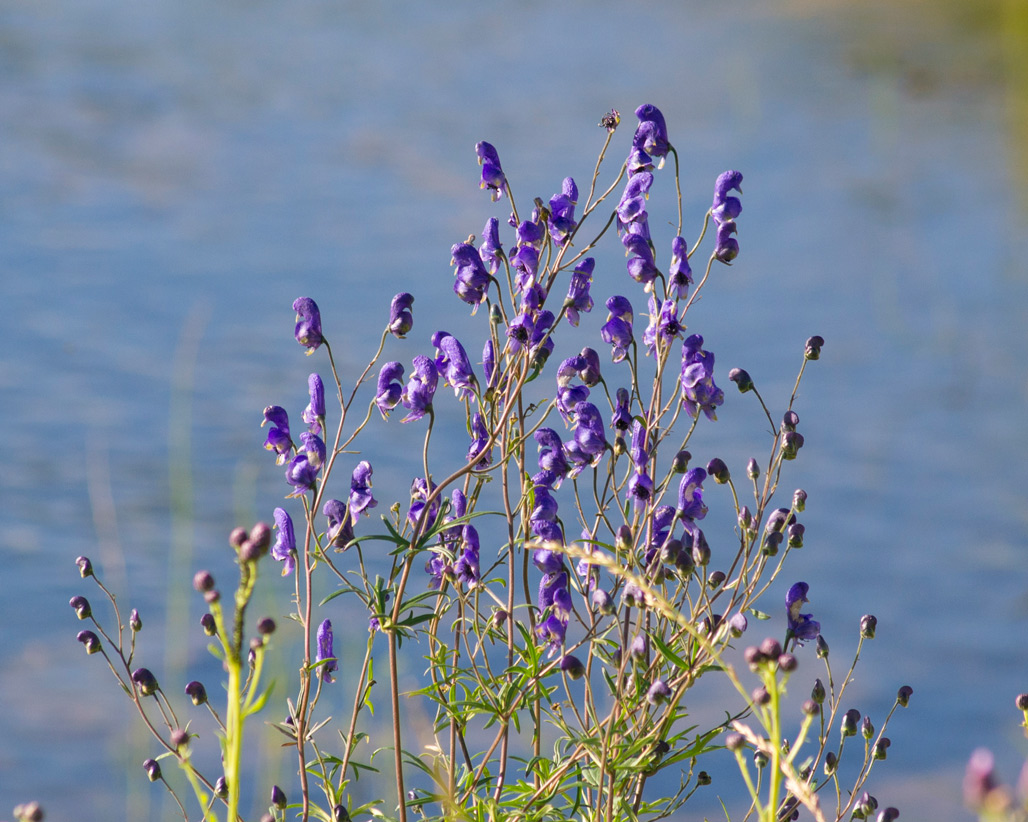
xmin=564 ymin=402 xmax=607 ymax=477
xmin=482 ymin=339 xmax=497 ymax=392
xmin=285 ymin=454 xmax=318 ymax=497
xmin=271 ymin=507 xmax=296 ymax=576
xmin=623 ymin=235 xmax=658 ymax=289
xmin=669 ymin=236 xmax=693 ymax=298
xmin=565 ymin=257 xmax=594 ymax=326
xmin=262 ymin=406 xmax=292 ymax=464
xmin=627 ymin=147 xmax=654 ymax=177
xmin=535 ymin=612 xmax=567 ymax=656
xmin=349 ymin=460 xmax=378 ymax=518
xmin=302 ymin=373 xmax=325 ymax=435
xmin=560 ymin=654 xmax=585 ymax=680
xmin=535 ymin=428 xmax=570 ymax=486
xmin=299 ymin=431 xmax=326 ymax=469
xmin=642 ymin=296 xmax=684 ymax=354
xmin=633 ymin=104 xmax=670 ymax=160
xmin=578 ymin=347 xmax=601 ymax=386
xmin=557 ymin=383 xmax=590 ymax=426
xmin=786 ymin=582 xmax=821 ymax=644
xmin=479 ymin=217 xmax=503 ymax=274
xmin=600 ymin=296 xmax=634 ymax=363
xmin=407 ymin=477 xmax=439 ymax=531
xmin=680 ymin=334 xmax=724 ymax=421
xmin=676 ymin=467 xmax=708 ymax=522
xmin=547 ymin=177 xmax=579 ymax=245
xmin=454 ymin=525 xmax=480 ymax=587
xmin=323 ymin=499 xmax=354 ymax=550
xmin=467 ymin=411 xmax=491 ymax=468
xmin=401 ymin=355 xmax=438 ymax=423
xmin=629 ymin=419 xmax=649 ymax=468
xmin=714 ymin=220 xmax=739 ymax=263
xmin=711 ymin=171 xmax=743 ymax=263
xmin=646 ymin=679 xmax=672 ymax=706
xmin=432 ymin=331 xmax=478 ymax=401
xmin=375 ymin=361 xmax=405 ymax=419
xmin=293 ymin=297 xmax=323 ymax=355
xmin=316 ymin=619 xmax=337 ymax=682
xmin=611 ymin=387 xmax=632 ymax=432
xmin=617 ymin=172 xmax=653 ymax=225
xmin=451 ymin=241 xmax=492 ymax=312
xmin=388 ymin=293 xmax=414 ymax=339
xmin=628 ymin=470 xmax=655 ymax=512
xmin=476 ymin=140 xmax=506 ymax=201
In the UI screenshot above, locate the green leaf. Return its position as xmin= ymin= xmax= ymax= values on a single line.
xmin=651 ymin=630 xmax=689 ymax=671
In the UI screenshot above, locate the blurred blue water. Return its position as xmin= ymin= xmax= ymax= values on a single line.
xmin=2 ymin=0 xmax=1026 ymax=818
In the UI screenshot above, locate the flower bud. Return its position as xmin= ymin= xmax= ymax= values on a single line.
xmin=746 ymin=458 xmax=759 ymax=479
xmin=77 ymin=630 xmax=101 ymax=654
xmin=647 ymin=679 xmax=672 ymax=705
xmin=781 ymin=410 xmax=799 ymax=432
xmin=802 ymin=699 xmax=820 ymax=716
xmin=691 ymin=534 xmax=710 ymax=567
xmin=860 ymin=614 xmax=878 ymax=639
xmin=751 ymin=685 xmax=770 ymax=706
xmin=744 ymin=645 xmax=766 ymax=670
xmin=804 ymin=335 xmax=825 ymax=360
xmin=258 ymin=617 xmax=277 ymax=635
xmin=706 ymin=457 xmax=729 ymax=483
xmin=777 ymin=652 xmax=797 ymax=672
xmin=215 ymin=777 xmax=229 ymax=798
xmin=841 ymin=708 xmax=861 ymax=737
xmin=793 ymin=489 xmax=807 ymax=511
xmin=873 ymin=737 xmax=891 ymax=759
xmin=271 ymin=785 xmax=287 ymax=810
xmin=877 ymin=808 xmax=899 ymax=822
xmin=185 ymin=681 xmax=208 ymax=706
xmin=728 ymin=612 xmax=748 ymax=637
xmin=707 ymin=570 xmax=726 ymax=588
xmin=591 ymin=589 xmax=614 ymax=615
xmin=782 ymin=431 xmax=804 ymax=460
xmin=170 ymin=728 xmax=189 ymax=750
xmin=13 ymin=803 xmax=43 ymax=822
xmin=333 ymin=806 xmax=351 ymax=822
xmin=759 ymin=637 xmax=782 ymax=659
xmin=193 ymin=570 xmax=215 ymax=592
xmin=76 ymin=556 xmax=94 ymax=578
xmin=143 ymin=758 xmax=161 ymax=782
xmin=671 ymin=449 xmax=692 ymax=473
xmin=228 ymin=527 xmax=248 ymax=548
xmin=763 ymin=531 xmax=782 ymax=556
xmin=862 ymin=715 xmax=875 ymax=740
xmin=132 ymin=668 xmax=159 ymax=697
xmin=824 ymin=751 xmax=838 ymax=774
xmin=630 ymin=633 xmax=649 ymax=661
xmin=897 ymin=685 xmax=913 ymax=707
xmin=754 ymin=750 xmax=768 ymax=768
xmin=816 ymin=634 xmax=829 ymax=659
xmin=489 ymin=302 xmax=503 ymax=325
xmin=696 ymin=771 xmax=711 ymax=786
xmin=492 ymin=609 xmax=508 ymax=628
xmin=130 ymin=609 xmax=142 ymax=632
xmin=559 ymin=654 xmax=585 ymax=680
xmin=660 ymin=538 xmax=682 ymax=565
xmin=616 ymin=524 xmax=633 ymax=552
xmin=729 ymin=367 xmax=754 ymax=393
xmin=200 ymin=612 xmax=217 ymax=636
xmin=1016 ymin=693 xmax=1028 ymax=711
xmin=787 ymin=523 xmax=804 ymax=548
xmin=811 ymin=678 xmax=826 ymax=704
xmin=724 ymin=732 xmax=745 ymax=751
xmin=70 ymin=595 xmax=91 ymax=620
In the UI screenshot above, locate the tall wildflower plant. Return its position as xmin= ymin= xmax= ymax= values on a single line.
xmin=68 ymin=105 xmax=911 ymax=822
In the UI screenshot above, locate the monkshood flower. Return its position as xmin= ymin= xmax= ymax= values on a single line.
xmin=272 ymin=507 xmax=296 ymax=575
xmin=677 ymin=467 xmax=708 ymax=522
xmin=627 ymin=147 xmax=655 ymax=177
xmin=453 ymin=525 xmax=481 ymax=587
xmin=482 ymin=339 xmax=497 ymax=393
xmin=786 ymin=581 xmax=821 ymax=644
xmin=375 ymin=361 xmax=404 ymax=419
xmin=538 ymin=570 xmax=572 ymax=617
xmin=536 ymin=612 xmax=567 ymax=656
xmin=532 ymin=547 xmax=565 ymax=576
xmin=535 ymin=428 xmax=570 ymax=485
xmin=302 ymin=373 xmax=325 ymax=435
xmin=547 ymin=177 xmax=579 ymax=245
xmin=642 ymin=297 xmax=684 ymax=354
xmin=628 ymin=469 xmax=655 ymax=512
xmin=564 ymin=401 xmax=607 ymax=477
xmin=610 ymin=387 xmax=633 ymax=434
xmin=262 ymin=405 xmax=292 ymax=465
xmin=293 ymin=297 xmax=323 ymax=355
xmin=388 ymin=292 xmax=414 ymax=339
xmin=680 ymin=334 xmax=724 ymax=420
xmin=285 ymin=454 xmax=318 ymax=497
xmin=556 ymin=383 xmax=590 ymax=426
xmin=629 ymin=418 xmax=649 ymax=468
xmin=479 ymin=217 xmax=503 ymax=274
xmin=432 ymin=331 xmax=478 ymax=401
xmin=578 ymin=347 xmax=601 ymax=386
xmin=711 ymin=170 xmax=743 ymax=263
xmin=467 ymin=411 xmax=491 ymax=468
xmin=348 ymin=460 xmax=377 ymax=518
xmin=440 ymin=487 xmax=467 ymax=554
xmin=407 ymin=476 xmax=439 ymax=531
xmin=530 ymin=481 xmax=560 ymax=526
xmin=475 ymin=140 xmax=506 ymax=201
xmin=451 ymin=241 xmax=492 ymax=312
xmin=316 ymin=619 xmax=337 ymax=682
xmin=401 ymin=355 xmax=438 ymax=423
xmin=617 ymin=171 xmax=653 ymax=225
xmin=715 ymin=220 xmax=739 ymax=263
xmin=511 ymin=242 xmax=540 ymax=292
xmin=633 ymin=103 xmax=670 ymax=161
xmin=600 ymin=295 xmax=634 ymax=363
xmin=624 ymin=234 xmax=658 ymax=289
xmin=564 ymin=257 xmax=594 ymax=326
xmin=529 ymin=309 xmax=556 ymax=365
xmin=324 ymin=499 xmax=354 ymax=550
xmin=647 ymin=679 xmax=672 ymax=706
xmin=669 ymin=236 xmax=693 ymax=298
xmin=299 ymin=431 xmax=326 ymax=469
xmin=560 ymin=654 xmax=585 ymax=680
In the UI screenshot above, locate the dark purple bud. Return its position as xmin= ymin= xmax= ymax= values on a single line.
xmin=258 ymin=617 xmax=276 ymax=635
xmin=193 ymin=570 xmax=215 ymax=592
xmin=873 ymin=737 xmax=891 ymax=760
xmin=804 ymin=335 xmax=825 ymax=360
xmin=492 ymin=609 xmax=508 ymax=629
xmin=744 ymin=645 xmax=765 ymax=669
xmin=204 ymin=589 xmax=220 ymax=606
xmin=728 ymin=613 xmax=748 ymax=637
xmin=647 ymin=679 xmax=672 ymax=705
xmin=238 ymin=538 xmax=264 ymax=564
xmin=707 ymin=570 xmax=726 ymax=588
xmin=877 ymin=808 xmax=899 ymax=822
xmin=132 ymin=668 xmax=159 ymax=696
xmin=778 ymin=653 xmax=798 ymax=672
xmin=215 ymin=777 xmax=228 ymax=798
xmin=816 ymin=634 xmax=829 ymax=658
xmin=271 ymin=785 xmax=287 ymax=809
xmin=388 ymin=292 xmax=414 ymax=338
xmin=334 ymin=805 xmax=351 ymax=822
xmin=782 ymin=431 xmax=804 ymax=460
xmin=77 ymin=629 xmax=101 ymax=654
xmin=143 ymin=758 xmax=161 ymax=782
xmin=292 ymin=297 xmax=323 ymax=355
xmin=728 ymin=367 xmax=753 ymax=393
xmin=706 ymin=457 xmax=729 ymax=483
xmin=76 ymin=556 xmax=94 ymax=578
xmin=559 ymin=654 xmax=585 ymax=680
xmin=316 ymin=619 xmax=336 ymax=683
xmin=697 ymin=770 xmax=711 ymax=786
xmin=691 ymin=532 xmax=710 ymax=567
xmin=759 ymin=637 xmax=782 ymax=659
xmin=824 ymin=751 xmax=838 ymax=774
xmin=861 ymin=614 xmax=878 ymax=639
xmin=862 ymin=715 xmax=875 ymax=739
xmin=200 ymin=613 xmax=217 ymax=636
xmin=70 ymin=595 xmax=91 ymax=620
xmin=578 ymin=347 xmax=602 ymax=386
xmin=185 ymin=681 xmax=208 ymax=706
xmin=724 ymin=732 xmax=745 ymax=752
xmin=754 ymin=750 xmax=768 ymax=768
xmin=130 ymin=608 xmax=142 ymax=632
xmin=744 ymin=458 xmax=759 ymax=480
xmin=751 ymin=685 xmax=770 ymax=706
xmin=229 ymin=526 xmax=248 ymax=548
xmin=812 ymin=678 xmax=826 ymax=704
xmin=671 ymin=449 xmax=691 ymax=473
xmin=841 ymin=708 xmax=861 ymax=738
xmin=787 ymin=522 xmax=804 ymax=547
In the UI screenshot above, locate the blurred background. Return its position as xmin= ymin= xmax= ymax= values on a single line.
xmin=2 ymin=0 xmax=1027 ymax=818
